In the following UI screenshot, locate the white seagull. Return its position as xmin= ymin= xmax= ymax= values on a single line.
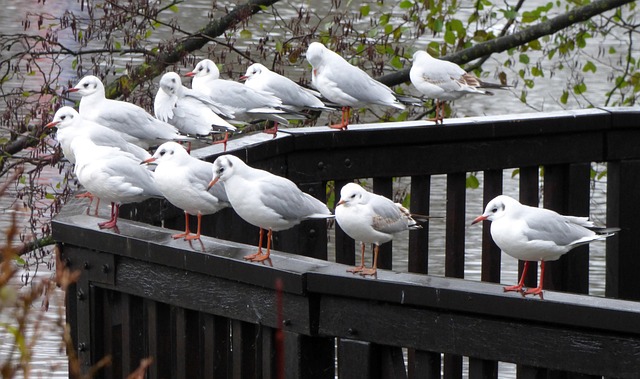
xmin=154 ymin=72 xmax=237 ymax=150
xmin=335 ymin=183 xmax=424 ymax=276
xmin=472 ymin=195 xmax=618 ymax=297
xmin=143 ymin=142 xmax=230 ymax=241
xmin=186 ymin=59 xmax=294 ymax=133
xmin=410 ymin=50 xmax=508 ymax=124
xmin=46 ymin=106 xmax=151 ymax=164
xmin=208 ymin=154 xmax=332 ymax=262
xmin=305 ymin=42 xmax=405 ymax=130
xmin=70 ymin=137 xmax=162 ymax=230
xmin=68 ymin=75 xmax=189 ymax=149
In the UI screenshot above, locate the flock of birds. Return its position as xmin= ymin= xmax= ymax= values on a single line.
xmin=47 ymin=42 xmax=618 ymax=298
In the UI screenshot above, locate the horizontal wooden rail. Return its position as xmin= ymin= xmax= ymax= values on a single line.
xmin=54 ymin=108 xmax=640 ymax=378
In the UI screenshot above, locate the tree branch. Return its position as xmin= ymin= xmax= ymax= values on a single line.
xmin=377 ymin=0 xmax=635 ymax=87
xmin=104 ymin=0 xmax=282 ymax=98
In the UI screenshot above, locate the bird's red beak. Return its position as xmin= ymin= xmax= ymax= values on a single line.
xmin=336 ymin=199 xmax=345 ymax=206
xmin=239 ymin=75 xmax=248 ymax=81
xmin=471 ymin=215 xmax=487 ymax=225
xmin=45 ymin=121 xmax=59 ymax=128
xmin=66 ymin=87 xmax=79 ymax=93
xmin=141 ymin=157 xmax=156 ymax=165
xmin=207 ymin=177 xmax=220 ymax=190
xmin=184 ymin=72 xmax=196 ymax=77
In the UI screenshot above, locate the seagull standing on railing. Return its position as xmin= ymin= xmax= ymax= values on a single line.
xmin=335 ymin=183 xmax=428 ymax=276
xmin=68 ymin=75 xmax=190 ymax=149
xmin=410 ymin=50 xmax=509 ymax=124
xmin=208 ymin=154 xmax=332 ymax=262
xmin=241 ymin=62 xmax=336 ymax=136
xmin=186 ymin=59 xmax=299 ymax=137
xmin=154 ymin=72 xmax=237 ymax=151
xmin=70 ymin=137 xmax=163 ymax=231
xmin=143 ymin=142 xmax=230 ymax=241
xmin=472 ymin=195 xmax=619 ymax=298
xmin=305 ymin=42 xmax=407 ymax=130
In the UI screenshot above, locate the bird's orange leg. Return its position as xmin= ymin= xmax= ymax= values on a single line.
xmin=329 ymin=107 xmax=350 ymax=130
xmin=172 ymin=211 xmax=192 ymax=239
xmin=251 ymin=229 xmax=273 ymax=262
xmin=184 ymin=212 xmax=204 ymax=241
xmin=523 ymin=261 xmax=545 ymax=298
xmin=263 ymin=122 xmax=279 ymax=138
xmin=347 ymin=242 xmax=366 ymax=273
xmin=360 ymin=244 xmax=379 ymax=276
xmin=212 ymin=132 xmax=230 ymax=152
xmin=98 ymin=203 xmax=120 ymax=229
xmin=244 ymin=228 xmax=265 ymax=260
xmin=76 ymin=192 xmax=100 ymax=215
xmin=504 ymin=260 xmax=529 ymax=293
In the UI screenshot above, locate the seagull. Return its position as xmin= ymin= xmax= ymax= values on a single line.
xmin=186 ymin=59 xmax=296 ymax=135
xmin=154 ymin=72 xmax=237 ymax=150
xmin=70 ymin=137 xmax=163 ymax=230
xmin=410 ymin=50 xmax=508 ymax=124
xmin=335 ymin=183 xmax=425 ymax=276
xmin=142 ymin=142 xmax=230 ymax=241
xmin=46 ymin=106 xmax=151 ymax=164
xmin=68 ymin=75 xmax=190 ymax=149
xmin=472 ymin=195 xmax=619 ymax=297
xmin=305 ymin=42 xmax=405 ymax=130
xmin=241 ymin=63 xmax=335 ymax=136
xmin=208 ymin=154 xmax=332 ymax=262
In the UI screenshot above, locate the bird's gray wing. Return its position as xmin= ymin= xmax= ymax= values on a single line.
xmin=521 ymin=208 xmax=594 ymax=246
xmin=369 ymin=195 xmax=408 ymax=234
xmin=257 ymin=176 xmax=329 ymax=222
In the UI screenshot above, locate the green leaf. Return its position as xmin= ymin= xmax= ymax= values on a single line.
xmin=449 ymin=19 xmax=465 ymax=35
xmin=360 ymin=4 xmax=370 ymax=17
xmin=573 ymin=82 xmax=587 ymax=95
xmin=519 ymin=54 xmax=530 ymax=64
xmin=240 ymin=29 xmax=252 ymax=39
xmin=466 ymin=174 xmax=480 ymax=189
xmin=560 ymin=90 xmax=569 ymax=104
xmin=582 ymin=60 xmax=597 ymax=73
xmin=144 ymin=29 xmax=152 ymax=39
xmin=433 ymin=19 xmax=443 ymax=33
xmin=71 ymin=58 xmax=78 ymax=70
xmin=521 ymin=11 xmax=538 ymax=23
xmin=169 ymin=4 xmax=179 ymax=12
xmin=379 ymin=13 xmax=391 ymax=26
xmin=444 ymin=30 xmax=456 ymax=45
xmin=390 ymin=56 xmax=403 ymax=69
xmin=114 ymin=41 xmax=121 ymax=50
xmin=399 ymin=0 xmax=413 ymax=9
xmin=609 ymin=46 xmax=616 ymax=54
xmin=524 ymin=79 xmax=535 ymax=89
xmin=45 ymin=193 xmax=55 ymax=200
xmin=531 ymin=66 xmax=543 ymax=77
xmin=511 ymin=168 xmax=520 ymax=178
xmin=384 ymin=24 xmax=394 ymax=35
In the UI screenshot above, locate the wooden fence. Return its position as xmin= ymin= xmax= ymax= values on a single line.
xmin=53 ymin=108 xmax=640 ymax=378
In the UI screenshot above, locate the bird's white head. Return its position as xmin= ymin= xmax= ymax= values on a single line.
xmin=209 ymin=154 xmax=244 ymax=189
xmin=242 ymin=63 xmax=267 ymax=81
xmin=46 ymin=106 xmax=79 ymax=129
xmin=472 ymin=195 xmax=519 ymax=224
xmin=337 ymin=182 xmax=368 ymax=207
xmin=188 ymin=59 xmax=220 ymax=80
xmin=412 ymin=50 xmax=431 ymax=62
xmin=69 ymin=75 xmax=104 ymax=97
xmin=159 ymin=72 xmax=182 ymax=97
xmin=144 ymin=141 xmax=188 ymax=165
xmin=306 ymin=42 xmax=327 ymax=68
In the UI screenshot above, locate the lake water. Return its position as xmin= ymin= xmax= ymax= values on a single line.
xmin=0 ymin=0 xmax=623 ymax=377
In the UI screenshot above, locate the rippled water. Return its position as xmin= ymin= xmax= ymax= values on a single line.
xmin=0 ymin=0 xmax=620 ymax=377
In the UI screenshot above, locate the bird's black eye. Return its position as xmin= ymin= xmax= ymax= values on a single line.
xmin=60 ymin=115 xmax=66 ymax=120
xmin=159 ymin=150 xmax=165 ymax=156
xmin=491 ymin=207 xmax=498 ymax=213
xmin=171 ymin=78 xmax=176 ymax=83
xmin=83 ymin=83 xmax=89 ymax=88
xmin=350 ymin=194 xmax=356 ymax=198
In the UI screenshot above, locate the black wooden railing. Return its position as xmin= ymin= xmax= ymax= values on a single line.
xmin=53 ymin=108 xmax=640 ymax=379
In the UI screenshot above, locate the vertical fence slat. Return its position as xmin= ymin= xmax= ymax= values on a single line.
xmin=232 ymin=320 xmax=259 ymax=379
xmin=380 ymin=345 xmax=407 ymax=379
xmin=481 ymin=169 xmax=503 ymax=284
xmin=408 ymin=349 xmax=441 ymax=379
xmin=121 ymin=293 xmax=144 ymax=378
xmin=373 ymin=177 xmax=394 ymax=270
xmin=284 ymin=332 xmax=335 ymax=379
xmin=145 ymin=299 xmax=171 ymax=379
xmin=444 ymin=173 xmax=465 ymax=379
xmin=469 ymin=357 xmax=498 ymax=379
xmin=202 ymin=314 xmax=230 ymax=379
xmin=407 ymin=175 xmax=439 ymax=379
xmin=338 ymin=339 xmax=379 ymax=379
xmin=334 ymin=179 xmax=356 ymax=265
xmin=606 ymin=160 xmax=640 ymax=300
xmin=408 ymin=175 xmax=431 ymax=274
